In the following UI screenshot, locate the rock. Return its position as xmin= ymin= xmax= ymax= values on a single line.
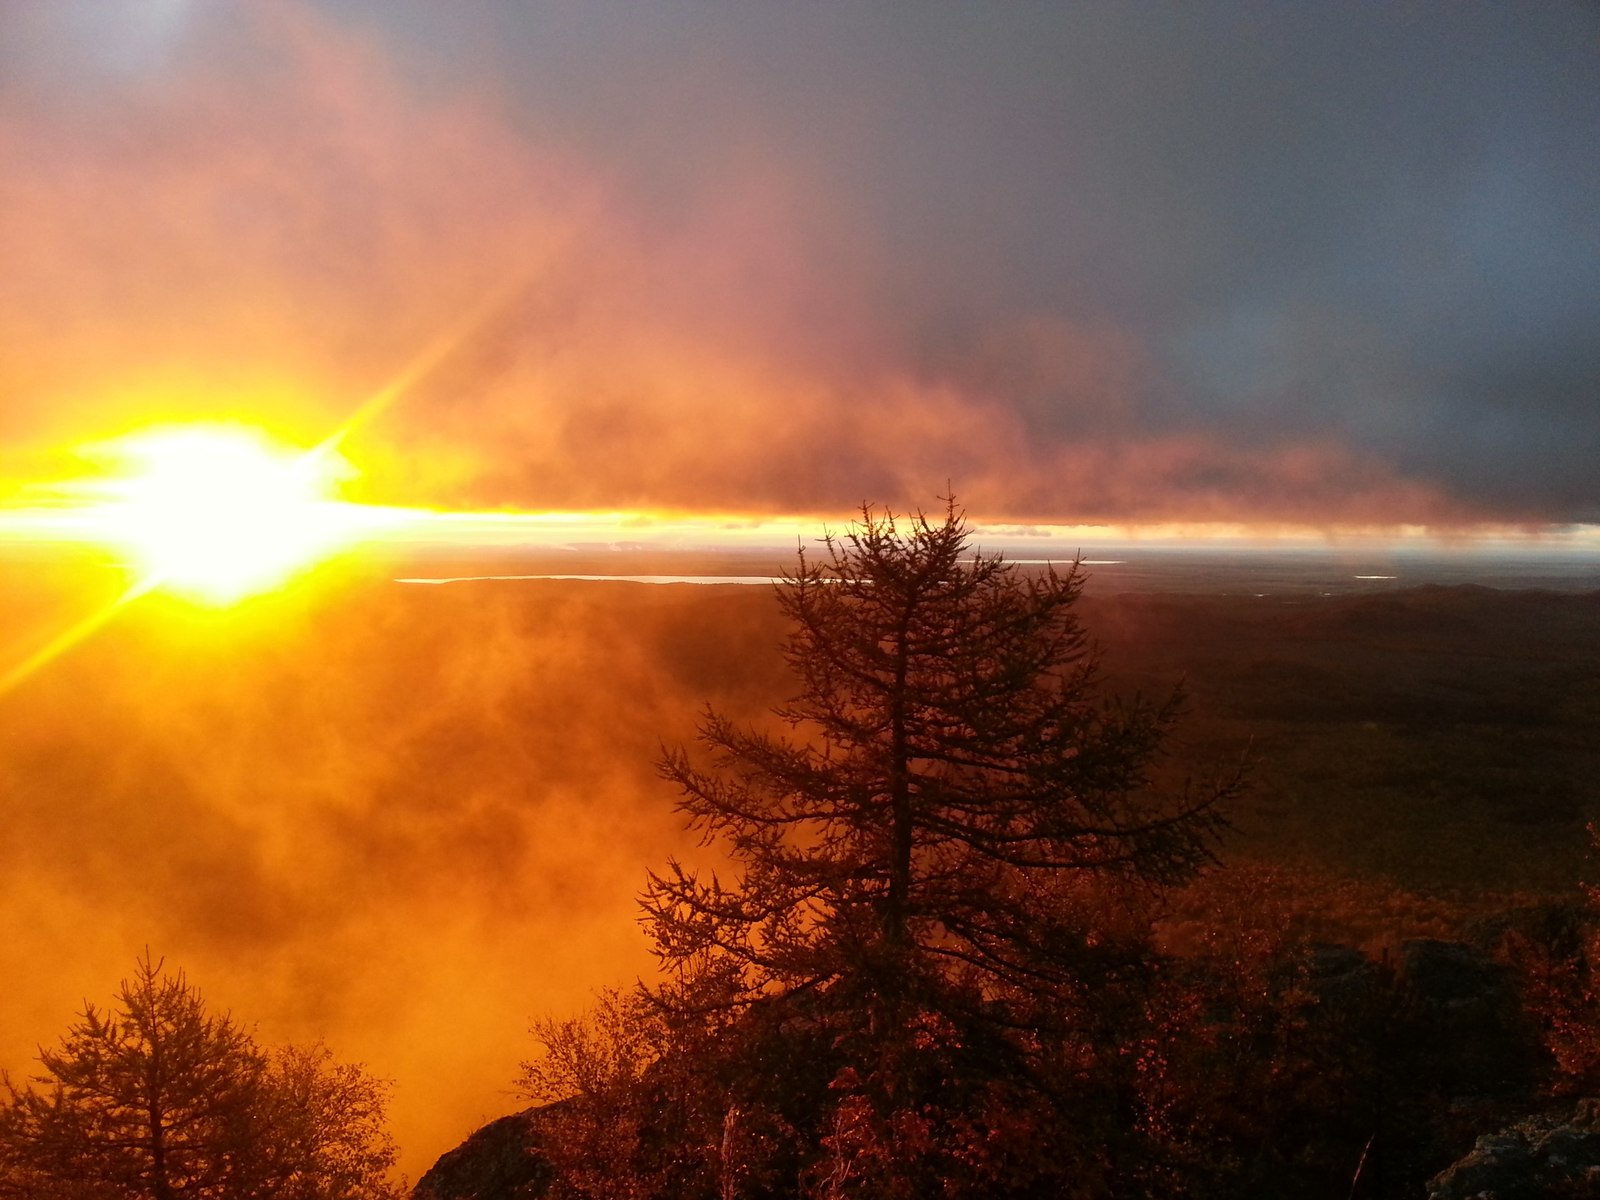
xmin=1475 ymin=1133 xmax=1531 ymax=1159
xmin=1306 ymin=941 xmax=1378 ymax=1005
xmin=1537 ymin=1125 xmax=1600 ymax=1171
xmin=1307 ymin=942 xmax=1367 ymax=979
xmin=411 ymin=1107 xmax=553 ymax=1200
xmin=1428 ymin=1106 xmax=1600 ymax=1199
xmin=1575 ymin=1098 xmax=1600 ymax=1131
xmin=1401 ymin=939 xmax=1512 ymax=1010
xmin=1398 ymin=938 xmax=1539 ymax=1096
xmin=1463 ymin=901 xmax=1589 ymax=958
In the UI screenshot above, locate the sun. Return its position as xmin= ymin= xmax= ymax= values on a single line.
xmin=80 ymin=424 xmax=377 ymax=604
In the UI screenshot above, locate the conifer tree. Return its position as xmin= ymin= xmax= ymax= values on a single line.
xmin=643 ymin=501 xmax=1234 ymax=1017
xmin=0 ymin=955 xmax=400 ymax=1200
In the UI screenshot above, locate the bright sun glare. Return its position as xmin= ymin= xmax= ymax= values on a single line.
xmin=82 ymin=425 xmax=374 ymax=604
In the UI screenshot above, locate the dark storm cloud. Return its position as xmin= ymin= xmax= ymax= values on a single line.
xmin=1 ymin=0 xmax=1595 ymax=522
xmin=337 ymin=0 xmax=1600 ymax=519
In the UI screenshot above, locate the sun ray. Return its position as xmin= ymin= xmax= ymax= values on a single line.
xmin=311 ymin=270 xmax=535 ymax=460
xmin=0 ymin=271 xmax=535 ymax=692
xmin=0 ymin=575 xmax=160 ymax=699
xmin=0 ymin=427 xmax=396 ymax=693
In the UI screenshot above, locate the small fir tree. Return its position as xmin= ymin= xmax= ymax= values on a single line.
xmin=0 ymin=955 xmax=401 ymax=1200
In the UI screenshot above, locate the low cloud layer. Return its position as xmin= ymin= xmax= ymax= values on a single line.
xmin=1 ymin=2 xmax=1596 ymax=526
xmin=0 ymin=570 xmax=794 ymax=1177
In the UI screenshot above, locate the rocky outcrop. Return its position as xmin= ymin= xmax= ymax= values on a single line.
xmin=1399 ymin=937 xmax=1541 ymax=1099
xmin=1428 ymin=1101 xmax=1600 ymax=1199
xmin=411 ymin=1107 xmax=553 ymax=1200
xmin=1402 ymin=938 xmax=1515 ymax=1012
xmin=407 ymin=940 xmax=1544 ymax=1199
xmin=1304 ymin=938 xmax=1517 ymax=1016
xmin=1306 ymin=940 xmax=1379 ymax=1005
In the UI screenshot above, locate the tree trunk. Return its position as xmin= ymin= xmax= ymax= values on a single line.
xmin=885 ymin=613 xmax=913 ymax=954
xmin=149 ymin=1101 xmax=173 ymax=1200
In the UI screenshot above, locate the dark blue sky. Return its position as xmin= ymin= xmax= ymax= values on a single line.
xmin=2 ymin=1 xmax=1596 ymax=526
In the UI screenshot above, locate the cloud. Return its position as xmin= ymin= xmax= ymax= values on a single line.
xmin=5 ymin=1 xmax=1593 ymax=527
xmin=0 ymin=3 xmax=587 ymax=449
xmin=0 ymin=572 xmax=792 ymax=1176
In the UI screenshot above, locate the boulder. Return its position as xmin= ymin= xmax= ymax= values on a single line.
xmin=1399 ymin=938 xmax=1538 ymax=1096
xmin=1428 ymin=1105 xmax=1600 ymax=1199
xmin=1306 ymin=941 xmax=1379 ymax=1005
xmin=1401 ymin=939 xmax=1513 ymax=1011
xmin=411 ymin=1107 xmax=553 ymax=1200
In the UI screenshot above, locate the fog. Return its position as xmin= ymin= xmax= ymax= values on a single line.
xmin=0 ymin=567 xmax=790 ymax=1177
